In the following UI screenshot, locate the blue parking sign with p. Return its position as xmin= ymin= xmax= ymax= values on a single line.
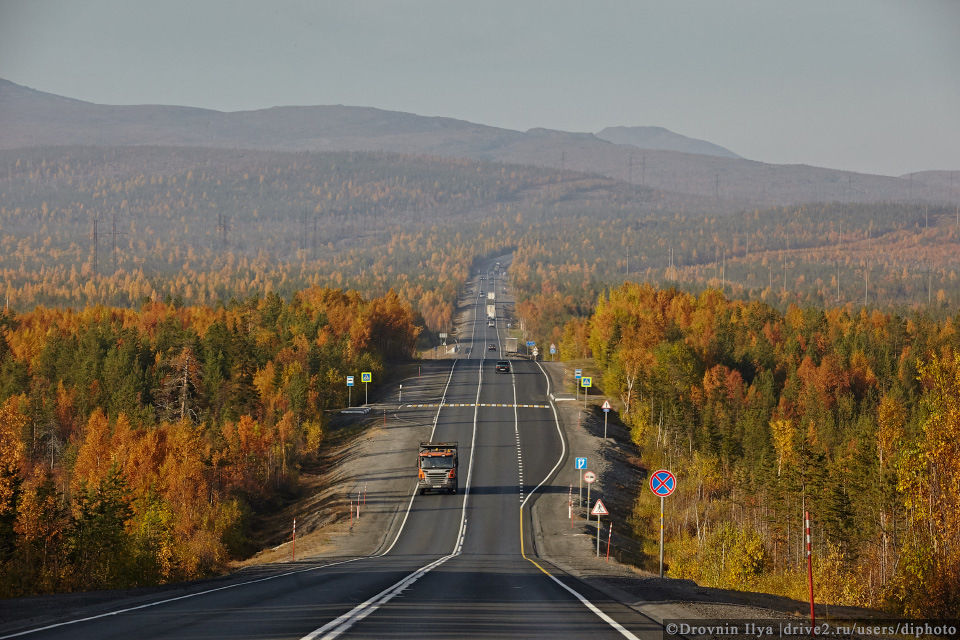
xmin=575 ymin=457 xmax=587 ymax=470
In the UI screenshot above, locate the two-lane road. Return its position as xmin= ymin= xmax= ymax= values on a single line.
xmin=4 ymin=264 xmax=660 ymax=640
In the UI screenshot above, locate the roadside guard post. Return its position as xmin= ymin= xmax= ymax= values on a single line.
xmin=601 ymin=400 xmax=611 ymax=438
xmin=592 ymin=499 xmax=608 ymax=557
xmin=649 ymin=469 xmax=676 ymax=578
xmin=806 ymin=510 xmax=815 ymax=629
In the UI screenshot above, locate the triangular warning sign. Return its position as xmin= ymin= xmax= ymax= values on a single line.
xmin=591 ymin=499 xmax=609 ymax=516
xmin=602 ymin=400 xmax=612 ymax=410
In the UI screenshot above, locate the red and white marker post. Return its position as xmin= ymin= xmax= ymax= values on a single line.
xmin=292 ymin=517 xmax=296 ymax=561
xmin=806 ymin=511 xmax=815 ymax=631
xmin=606 ymin=523 xmax=612 ymax=562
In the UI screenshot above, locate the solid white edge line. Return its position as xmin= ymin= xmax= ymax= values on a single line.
xmin=0 ymin=557 xmax=364 ymax=640
xmin=521 ymin=360 xmax=641 ymax=640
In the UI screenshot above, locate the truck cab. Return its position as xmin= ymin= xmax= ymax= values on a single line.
xmin=418 ymin=442 xmax=458 ymax=494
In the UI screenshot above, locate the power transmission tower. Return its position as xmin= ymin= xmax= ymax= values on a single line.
xmin=217 ymin=212 xmax=231 ymax=249
xmin=90 ymin=217 xmax=102 ymax=275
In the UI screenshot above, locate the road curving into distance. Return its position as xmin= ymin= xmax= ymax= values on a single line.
xmin=2 ymin=259 xmax=664 ymax=640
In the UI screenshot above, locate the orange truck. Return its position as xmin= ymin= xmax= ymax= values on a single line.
xmin=418 ymin=442 xmax=458 ymax=494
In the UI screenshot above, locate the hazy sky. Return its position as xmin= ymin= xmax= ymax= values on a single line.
xmin=2 ymin=0 xmax=958 ymax=176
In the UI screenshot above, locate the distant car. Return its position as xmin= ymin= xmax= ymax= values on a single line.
xmin=496 ymin=360 xmax=511 ymax=373
xmin=480 ymin=276 xmax=485 ymax=280
xmin=488 ymin=320 xmax=494 ymax=327
xmin=488 ymin=343 xmax=496 ymax=351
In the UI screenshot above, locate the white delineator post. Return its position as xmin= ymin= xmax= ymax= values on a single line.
xmin=806 ymin=511 xmax=815 ymax=630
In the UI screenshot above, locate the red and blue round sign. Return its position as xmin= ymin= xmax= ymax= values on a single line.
xmin=649 ymin=469 xmax=676 ymax=497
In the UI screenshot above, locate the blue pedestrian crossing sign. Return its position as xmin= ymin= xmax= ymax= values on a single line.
xmin=575 ymin=457 xmax=587 ymax=469
xmin=361 ymin=372 xmax=372 ymax=383
xmin=581 ymin=376 xmax=592 ymax=387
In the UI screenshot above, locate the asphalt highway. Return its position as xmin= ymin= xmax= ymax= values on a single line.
xmin=4 ymin=262 xmax=663 ymax=640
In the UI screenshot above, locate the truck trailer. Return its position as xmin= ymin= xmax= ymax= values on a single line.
xmin=505 ymin=337 xmax=518 ymax=354
xmin=418 ymin=442 xmax=458 ymax=494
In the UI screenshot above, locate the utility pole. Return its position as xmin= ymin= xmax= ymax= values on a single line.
xmin=836 ymin=261 xmax=841 ymax=302
xmin=864 ymin=268 xmax=868 ymax=306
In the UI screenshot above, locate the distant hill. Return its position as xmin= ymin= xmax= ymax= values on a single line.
xmin=595 ymin=125 xmax=742 ymax=159
xmin=1 ymin=78 xmax=956 ymax=207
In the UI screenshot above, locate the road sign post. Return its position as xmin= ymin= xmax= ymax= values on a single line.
xmin=576 ymin=457 xmax=587 ymax=507
xmin=592 ymin=499 xmax=608 ymax=557
xmin=347 ymin=375 xmax=354 ymax=406
xmin=574 ymin=369 xmax=582 ymax=401
xmin=602 ymin=400 xmax=611 ymax=438
xmin=649 ymin=469 xmax=677 ymax=578
xmin=581 ymin=376 xmax=592 ymax=410
xmin=584 ymin=471 xmax=596 ymax=513
xmin=361 ymin=372 xmax=372 ymax=404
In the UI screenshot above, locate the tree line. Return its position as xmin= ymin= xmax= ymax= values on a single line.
xmin=0 ymin=287 xmax=418 ymax=596
xmin=563 ymin=282 xmax=958 ymax=616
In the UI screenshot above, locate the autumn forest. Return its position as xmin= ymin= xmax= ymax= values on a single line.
xmin=1 ymin=145 xmax=960 ymax=615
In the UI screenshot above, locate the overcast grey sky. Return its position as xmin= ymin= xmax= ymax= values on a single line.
xmin=1 ymin=0 xmax=958 ymax=176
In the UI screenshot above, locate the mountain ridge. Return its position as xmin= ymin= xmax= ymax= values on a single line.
xmin=1 ymin=78 xmax=955 ymax=206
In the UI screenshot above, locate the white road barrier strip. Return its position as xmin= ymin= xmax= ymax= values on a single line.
xmin=404 ymin=403 xmax=548 ymax=408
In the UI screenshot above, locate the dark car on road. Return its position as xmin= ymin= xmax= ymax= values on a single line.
xmin=496 ymin=360 xmax=510 ymax=373
xmin=488 ymin=343 xmax=496 ymax=351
